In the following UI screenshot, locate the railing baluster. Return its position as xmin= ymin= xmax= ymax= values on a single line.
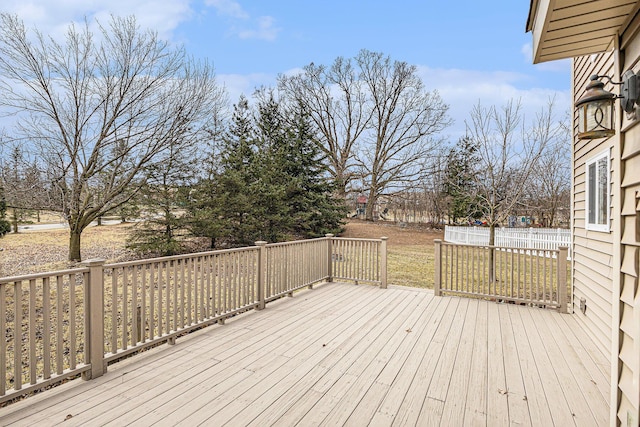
xmin=29 ymin=279 xmax=36 ymax=385
xmin=14 ymin=280 xmax=22 ymax=390
xmin=122 ymin=267 xmax=128 ymax=350
xmin=56 ymin=275 xmax=63 ymax=375
xmin=132 ymin=267 xmax=138 ymax=346
xmin=179 ymin=259 xmax=185 ymax=328
xmin=149 ymin=263 xmax=155 ymax=339
xmin=173 ymin=260 xmax=178 ymax=330
xmin=69 ymin=275 xmax=76 ymax=370
xmin=141 ymin=266 xmax=147 ymax=343
xmin=205 ymin=256 xmax=211 ymax=319
xmin=166 ymin=261 xmax=172 ymax=333
xmin=111 ymin=271 xmax=118 ymax=353
xmin=193 ymin=257 xmax=198 ymax=321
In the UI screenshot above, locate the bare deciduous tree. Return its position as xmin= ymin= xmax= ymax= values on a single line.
xmin=528 ymin=115 xmax=571 ymax=227
xmin=0 ymin=14 xmax=225 ymax=261
xmin=0 ymin=144 xmax=51 ymax=232
xmin=356 ymin=50 xmax=451 ymax=220
xmin=466 ymin=98 xmax=561 ymax=282
xmin=278 ymin=57 xmax=371 ymax=198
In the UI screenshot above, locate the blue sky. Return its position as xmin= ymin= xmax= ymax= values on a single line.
xmin=1 ymin=0 xmax=571 ymax=139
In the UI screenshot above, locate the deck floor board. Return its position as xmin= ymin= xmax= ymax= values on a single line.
xmin=0 ymin=283 xmax=610 ymax=426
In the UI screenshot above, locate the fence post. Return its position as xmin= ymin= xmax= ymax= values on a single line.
xmin=434 ymin=239 xmax=442 ymax=296
xmin=82 ymin=258 xmax=105 ymax=380
xmin=557 ymin=246 xmax=568 ymax=313
xmin=255 ymin=241 xmax=267 ymax=310
xmin=325 ymin=234 xmax=334 ymax=282
xmin=380 ymin=237 xmax=388 ymax=289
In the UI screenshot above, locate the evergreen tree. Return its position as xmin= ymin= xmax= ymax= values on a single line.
xmin=189 ymin=92 xmax=345 ymax=247
xmin=0 ymin=186 xmax=11 ymax=236
xmin=281 ymin=100 xmax=346 ymax=237
xmin=189 ymin=95 xmax=260 ymax=248
xmin=443 ymin=137 xmax=482 ymax=224
xmin=252 ymin=90 xmax=292 ymax=242
xmin=127 ymin=140 xmax=195 ymax=256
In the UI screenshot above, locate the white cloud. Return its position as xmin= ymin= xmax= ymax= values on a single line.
xmin=237 ymin=16 xmax=280 ymax=41
xmin=218 ymin=72 xmax=278 ymax=103
xmin=202 ymin=0 xmax=280 ymax=41
xmin=1 ymin=0 xmax=192 ymax=41
xmin=416 ymin=66 xmax=571 ymax=140
xmin=205 ymin=0 xmax=249 ymax=19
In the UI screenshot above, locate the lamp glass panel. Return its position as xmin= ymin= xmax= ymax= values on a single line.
xmin=585 ymin=99 xmax=614 ymax=132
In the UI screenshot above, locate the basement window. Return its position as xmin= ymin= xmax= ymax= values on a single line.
xmin=586 ymin=150 xmax=610 ymax=232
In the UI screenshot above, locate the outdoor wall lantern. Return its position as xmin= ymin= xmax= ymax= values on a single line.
xmin=575 ymin=71 xmax=640 ymax=140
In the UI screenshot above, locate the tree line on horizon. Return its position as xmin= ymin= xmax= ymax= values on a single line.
xmin=0 ymin=14 xmax=570 ymax=262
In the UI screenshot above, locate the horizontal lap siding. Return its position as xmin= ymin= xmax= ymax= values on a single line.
xmin=572 ymin=54 xmax=615 ymax=361
xmin=618 ymin=20 xmax=640 ymax=424
xmin=619 ymin=87 xmax=640 ymax=427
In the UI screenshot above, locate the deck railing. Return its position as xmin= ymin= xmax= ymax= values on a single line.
xmin=330 ymin=237 xmax=388 ymax=286
xmin=0 ymin=234 xmax=386 ymax=404
xmin=434 ymin=240 xmax=569 ymax=313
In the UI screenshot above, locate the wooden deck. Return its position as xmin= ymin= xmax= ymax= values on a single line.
xmin=0 ymin=282 xmax=610 ymax=426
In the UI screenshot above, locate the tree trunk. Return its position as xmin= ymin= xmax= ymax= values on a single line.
xmin=365 ymin=194 xmax=376 ymax=221
xmin=488 ymin=223 xmax=496 ymax=284
xmin=11 ymin=208 xmax=18 ymax=234
xmin=69 ymin=228 xmax=82 ymax=262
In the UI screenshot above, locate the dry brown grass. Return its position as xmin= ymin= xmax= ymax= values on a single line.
xmin=339 ymin=220 xmax=442 ymax=289
xmin=0 ymin=224 xmax=134 ymax=278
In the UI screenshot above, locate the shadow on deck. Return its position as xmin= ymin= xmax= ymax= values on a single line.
xmin=0 ymin=282 xmax=609 ymax=426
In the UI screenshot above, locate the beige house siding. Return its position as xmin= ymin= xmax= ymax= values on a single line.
xmin=572 ymin=53 xmax=615 ymax=361
xmin=618 ymin=17 xmax=640 ymax=424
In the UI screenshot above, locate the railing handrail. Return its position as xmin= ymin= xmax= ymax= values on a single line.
xmin=104 ymin=246 xmax=260 ymax=269
xmin=332 ymin=237 xmax=384 ymax=243
xmin=0 ymin=267 xmax=90 ymax=284
xmin=440 ymin=241 xmax=562 ymax=253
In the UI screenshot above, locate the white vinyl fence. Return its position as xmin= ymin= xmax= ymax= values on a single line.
xmin=444 ymin=226 xmax=572 ymax=260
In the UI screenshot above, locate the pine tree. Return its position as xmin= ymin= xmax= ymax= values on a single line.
xmin=252 ymin=90 xmax=292 ymax=243
xmin=189 ymin=93 xmax=345 ymax=247
xmin=127 ymin=141 xmax=195 ymax=256
xmin=0 ymin=186 xmax=11 ymax=236
xmin=189 ymin=95 xmax=260 ymax=248
xmin=281 ymin=100 xmax=346 ymax=237
xmin=444 ymin=137 xmax=482 ymax=224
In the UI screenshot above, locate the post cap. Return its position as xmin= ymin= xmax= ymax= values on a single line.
xmin=81 ymin=258 xmax=106 ymax=266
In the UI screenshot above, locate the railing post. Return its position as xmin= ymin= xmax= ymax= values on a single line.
xmin=557 ymin=246 xmax=568 ymax=313
xmin=255 ymin=241 xmax=267 ymax=310
xmin=434 ymin=239 xmax=442 ymax=296
xmin=380 ymin=237 xmax=388 ymax=289
xmin=81 ymin=258 xmax=105 ymax=380
xmin=325 ymin=234 xmax=334 ymax=282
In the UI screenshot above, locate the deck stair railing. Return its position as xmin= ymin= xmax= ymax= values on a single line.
xmin=434 ymin=240 xmax=569 ymax=313
xmin=0 ymin=234 xmax=387 ymax=404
